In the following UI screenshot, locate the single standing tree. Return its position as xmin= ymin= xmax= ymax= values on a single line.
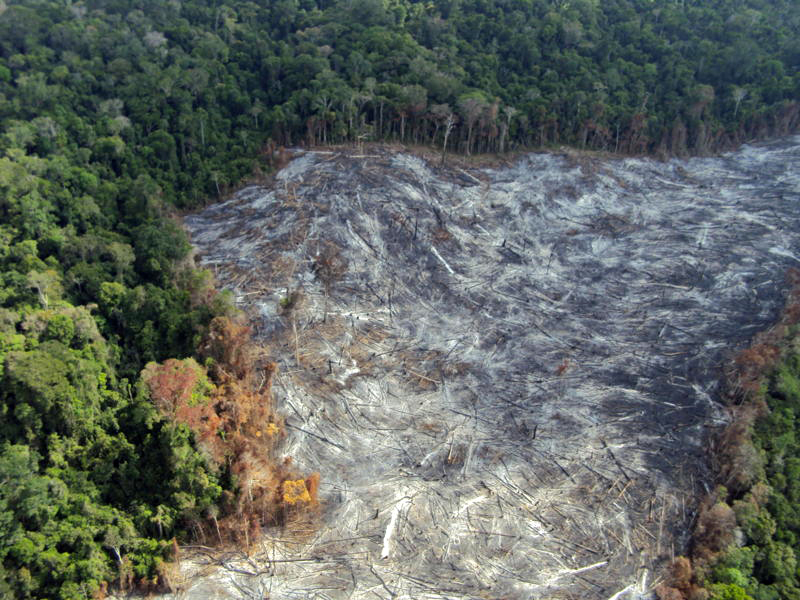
xmin=733 ymin=87 xmax=748 ymax=118
xmin=499 ymin=106 xmax=517 ymax=153
xmin=441 ymin=111 xmax=456 ymax=166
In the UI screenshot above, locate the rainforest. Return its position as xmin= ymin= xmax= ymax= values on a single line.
xmin=0 ymin=0 xmax=798 ymax=598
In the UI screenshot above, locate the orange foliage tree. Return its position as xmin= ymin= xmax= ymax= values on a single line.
xmin=141 ymin=315 xmax=319 ymax=547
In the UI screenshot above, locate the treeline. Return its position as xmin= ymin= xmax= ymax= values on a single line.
xmin=0 ymin=0 xmax=798 ymax=597
xmin=0 ymin=0 xmax=797 ymax=208
xmin=658 ymin=274 xmax=800 ymax=600
xmin=272 ymin=0 xmax=800 ymax=155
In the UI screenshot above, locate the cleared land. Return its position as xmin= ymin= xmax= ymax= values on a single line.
xmin=179 ymin=137 xmax=800 ymax=599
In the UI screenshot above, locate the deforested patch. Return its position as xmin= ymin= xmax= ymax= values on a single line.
xmin=181 ymin=137 xmax=800 ymax=600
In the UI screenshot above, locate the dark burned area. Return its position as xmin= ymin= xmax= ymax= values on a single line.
xmin=182 ymin=138 xmax=800 ymax=599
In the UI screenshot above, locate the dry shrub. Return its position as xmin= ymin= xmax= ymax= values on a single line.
xmin=262 ymin=141 xmax=290 ymax=170
xmin=202 ymin=315 xmax=261 ymax=380
xmin=671 ymin=556 xmax=693 ymax=591
xmin=305 ymin=472 xmax=320 ymax=501
xmin=155 ymin=558 xmax=182 ymax=594
xmin=713 ymin=404 xmax=764 ymax=494
xmin=692 ymin=497 xmax=736 ymax=573
xmin=145 ymin=314 xmax=319 ymax=551
xmin=731 ymin=342 xmax=779 ymax=396
xmin=203 ymin=317 xmax=318 ymax=540
xmin=432 ymin=226 xmax=451 ymax=242
xmin=655 ymin=584 xmax=685 ymax=600
xmin=135 ymin=576 xmax=161 ymax=596
xmin=276 ymin=146 xmax=290 ymax=170
xmin=655 ymin=558 xmax=693 ymax=600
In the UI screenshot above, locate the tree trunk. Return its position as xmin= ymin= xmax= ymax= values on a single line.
xmin=441 ymin=114 xmax=454 ymax=166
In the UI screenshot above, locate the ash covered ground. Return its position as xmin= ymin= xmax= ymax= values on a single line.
xmin=179 ymin=137 xmax=800 ymax=600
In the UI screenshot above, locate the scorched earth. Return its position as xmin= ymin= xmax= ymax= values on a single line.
xmin=179 ymin=137 xmax=800 ymax=600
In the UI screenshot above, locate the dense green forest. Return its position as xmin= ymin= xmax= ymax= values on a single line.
xmin=0 ymin=0 xmax=798 ymax=597
xmin=2 ymin=0 xmax=798 ymax=207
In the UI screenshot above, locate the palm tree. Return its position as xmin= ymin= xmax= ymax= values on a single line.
xmin=152 ymin=504 xmax=173 ymax=538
